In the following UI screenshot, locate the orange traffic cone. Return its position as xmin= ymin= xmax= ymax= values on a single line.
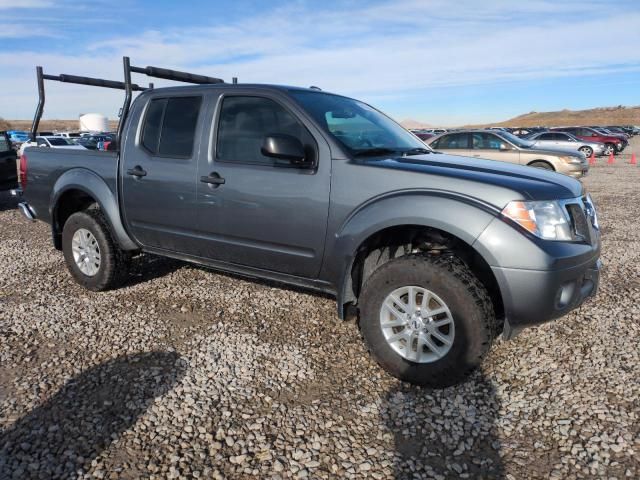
xmin=631 ymin=153 xmax=637 ymax=165
xmin=607 ymin=152 xmax=615 ymax=164
xmin=588 ymin=152 xmax=596 ymax=165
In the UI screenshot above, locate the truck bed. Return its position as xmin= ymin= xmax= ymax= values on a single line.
xmin=22 ymin=147 xmax=118 ymax=224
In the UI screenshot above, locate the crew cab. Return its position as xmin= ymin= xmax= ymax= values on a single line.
xmin=17 ymin=58 xmax=602 ymax=387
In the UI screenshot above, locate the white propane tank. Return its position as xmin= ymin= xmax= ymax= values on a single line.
xmin=79 ymin=113 xmax=109 ymax=132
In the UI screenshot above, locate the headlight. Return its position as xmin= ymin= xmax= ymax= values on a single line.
xmin=560 ymin=155 xmax=583 ymax=164
xmin=502 ymin=200 xmax=573 ymax=240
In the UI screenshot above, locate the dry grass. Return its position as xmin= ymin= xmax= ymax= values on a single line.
xmin=2 ymin=119 xmax=118 ymax=132
xmin=467 ymin=105 xmax=640 ymax=128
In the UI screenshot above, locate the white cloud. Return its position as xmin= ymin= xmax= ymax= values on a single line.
xmin=0 ymin=0 xmax=54 ymax=8
xmin=1 ymin=0 xmax=639 ymax=120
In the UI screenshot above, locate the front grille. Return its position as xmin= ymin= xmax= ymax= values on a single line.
xmin=566 ymin=203 xmax=591 ymax=243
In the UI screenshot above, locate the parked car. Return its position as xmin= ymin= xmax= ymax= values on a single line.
xmin=602 ymin=126 xmax=630 ymax=139
xmin=427 ymin=130 xmax=588 ymax=177
xmin=54 ymin=132 xmax=83 ymax=139
xmin=7 ymin=130 xmax=30 ymax=149
xmin=18 ymin=62 xmax=601 ymax=388
xmin=552 ymin=127 xmax=626 ymax=155
xmin=34 ymin=136 xmax=87 ymax=150
xmin=526 ymin=131 xmax=605 ymax=157
xmin=410 ymin=130 xmax=435 ymax=142
xmin=0 ymin=131 xmax=18 ymax=191
xmin=76 ymin=134 xmax=113 ymax=150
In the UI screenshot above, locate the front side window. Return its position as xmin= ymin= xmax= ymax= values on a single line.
xmin=538 ymin=133 xmax=554 ymax=140
xmin=216 ymin=96 xmax=310 ymax=166
xmin=141 ymin=96 xmax=202 ymax=157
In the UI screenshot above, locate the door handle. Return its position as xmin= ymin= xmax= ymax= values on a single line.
xmin=473 ymin=154 xmax=481 ymax=157
xmin=126 ymin=165 xmax=147 ymax=177
xmin=200 ymin=172 xmax=225 ymax=186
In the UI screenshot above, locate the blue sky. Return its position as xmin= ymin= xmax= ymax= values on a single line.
xmin=1 ymin=0 xmax=639 ymax=125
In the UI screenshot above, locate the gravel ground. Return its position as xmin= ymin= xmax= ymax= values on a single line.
xmin=1 ymin=140 xmax=639 ymax=479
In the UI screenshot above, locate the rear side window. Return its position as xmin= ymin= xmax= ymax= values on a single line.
xmin=216 ymin=96 xmax=310 ymax=166
xmin=538 ymin=133 xmax=554 ymax=140
xmin=436 ymin=133 xmax=469 ymax=149
xmin=141 ymin=96 xmax=202 ymax=157
xmin=472 ymin=133 xmax=505 ymax=150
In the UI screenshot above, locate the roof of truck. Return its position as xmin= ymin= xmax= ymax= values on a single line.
xmin=138 ymin=83 xmax=341 ymax=96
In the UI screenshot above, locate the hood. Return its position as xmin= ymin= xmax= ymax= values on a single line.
xmin=359 ymin=152 xmax=583 ymax=202
xmin=521 ymin=146 xmax=582 ymax=158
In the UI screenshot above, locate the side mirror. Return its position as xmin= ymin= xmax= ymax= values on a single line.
xmin=261 ymin=134 xmax=308 ymax=166
xmin=499 ymin=143 xmax=511 ymax=151
xmin=591 ymin=133 xmax=597 ymax=137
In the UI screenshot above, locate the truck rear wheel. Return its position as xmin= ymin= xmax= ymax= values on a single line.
xmin=62 ymin=209 xmax=129 ymax=291
xmin=358 ymin=254 xmax=495 ymax=388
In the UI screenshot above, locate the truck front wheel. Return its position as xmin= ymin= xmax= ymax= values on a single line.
xmin=358 ymin=254 xmax=495 ymax=388
xmin=62 ymin=209 xmax=129 ymax=291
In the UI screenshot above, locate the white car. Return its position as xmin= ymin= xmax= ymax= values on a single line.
xmin=54 ymin=132 xmax=82 ymax=139
xmin=35 ymin=136 xmax=87 ymax=150
xmin=19 ymin=136 xmax=87 ymax=156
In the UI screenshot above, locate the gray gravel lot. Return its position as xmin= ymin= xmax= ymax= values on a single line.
xmin=1 ymin=141 xmax=639 ymax=479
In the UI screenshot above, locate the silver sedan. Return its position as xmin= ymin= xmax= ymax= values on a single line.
xmin=526 ymin=131 xmax=605 ymax=157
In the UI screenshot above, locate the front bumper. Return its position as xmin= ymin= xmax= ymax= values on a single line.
xmin=566 ymin=165 xmax=589 ymax=178
xmin=495 ymin=257 xmax=601 ymax=339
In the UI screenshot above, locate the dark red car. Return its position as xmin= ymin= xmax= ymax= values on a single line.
xmin=410 ymin=130 xmax=435 ymax=142
xmin=551 ymin=127 xmax=626 ymax=155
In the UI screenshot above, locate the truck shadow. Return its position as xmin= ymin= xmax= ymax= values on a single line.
xmin=0 ymin=351 xmax=185 ymax=479
xmin=125 ymin=253 xmax=185 ymax=288
xmin=384 ymin=372 xmax=504 ymax=479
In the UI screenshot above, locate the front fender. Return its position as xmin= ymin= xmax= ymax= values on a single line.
xmin=321 ymin=191 xmax=499 ymax=317
xmin=51 ymin=168 xmax=138 ymax=251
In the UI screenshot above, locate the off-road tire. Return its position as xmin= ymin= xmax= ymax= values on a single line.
xmin=62 ymin=209 xmax=129 ymax=291
xmin=359 ymin=254 xmax=496 ymax=388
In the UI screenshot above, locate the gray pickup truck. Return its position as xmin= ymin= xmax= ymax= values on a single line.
xmin=17 ymin=59 xmax=601 ymax=387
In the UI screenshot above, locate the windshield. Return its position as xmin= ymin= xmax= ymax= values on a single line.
xmin=47 ymin=137 xmax=72 ymax=146
xmin=495 ymin=130 xmax=535 ymax=148
xmin=290 ymin=91 xmax=428 ymax=156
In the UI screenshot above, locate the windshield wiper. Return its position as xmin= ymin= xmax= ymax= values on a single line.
xmin=402 ymin=147 xmax=431 ymax=156
xmin=353 ymin=147 xmax=398 ymax=157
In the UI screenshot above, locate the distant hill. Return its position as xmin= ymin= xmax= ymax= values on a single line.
xmin=400 ymin=119 xmax=433 ymax=129
xmin=468 ymin=105 xmax=640 ymax=128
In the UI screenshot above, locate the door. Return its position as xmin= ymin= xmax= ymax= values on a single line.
xmin=471 ymin=132 xmax=521 ymax=164
xmin=195 ymin=94 xmax=331 ymax=278
xmin=533 ymin=132 xmax=558 ymax=148
xmin=0 ymin=133 xmax=17 ymax=190
xmin=121 ymin=94 xmax=204 ymax=253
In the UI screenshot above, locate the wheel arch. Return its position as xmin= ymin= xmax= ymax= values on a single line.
xmin=527 ymin=159 xmax=555 ymax=170
xmin=51 ymin=169 xmax=138 ymax=251
xmin=329 ymin=194 xmax=504 ymax=327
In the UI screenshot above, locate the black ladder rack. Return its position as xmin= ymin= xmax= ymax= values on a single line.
xmin=30 ymin=56 xmax=227 ymax=148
